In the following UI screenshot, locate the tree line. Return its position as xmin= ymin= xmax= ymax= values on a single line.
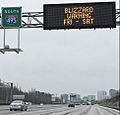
xmin=0 ymin=79 xmax=51 ymax=104
xmin=98 ymin=91 xmax=120 ymax=110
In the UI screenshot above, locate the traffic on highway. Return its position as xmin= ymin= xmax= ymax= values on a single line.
xmin=0 ymin=104 xmax=119 ymax=115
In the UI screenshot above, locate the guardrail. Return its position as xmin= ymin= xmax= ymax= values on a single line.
xmin=101 ymin=105 xmax=120 ymax=111
xmin=108 ymin=106 xmax=120 ymax=111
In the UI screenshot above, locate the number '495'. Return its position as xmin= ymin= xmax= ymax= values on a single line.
xmin=6 ymin=16 xmax=17 ymax=24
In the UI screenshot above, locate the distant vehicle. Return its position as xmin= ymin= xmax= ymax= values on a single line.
xmin=25 ymin=102 xmax=29 ymax=105
xmin=10 ymin=100 xmax=27 ymax=111
xmin=68 ymin=93 xmax=77 ymax=107
xmin=68 ymin=103 xmax=75 ymax=107
xmin=26 ymin=102 xmax=32 ymax=106
xmin=86 ymin=101 xmax=91 ymax=105
xmin=40 ymin=103 xmax=44 ymax=106
xmin=82 ymin=103 xmax=86 ymax=105
xmin=25 ymin=102 xmax=32 ymax=109
xmin=75 ymin=102 xmax=80 ymax=105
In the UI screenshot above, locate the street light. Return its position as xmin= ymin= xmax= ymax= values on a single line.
xmin=10 ymin=83 xmax=13 ymax=103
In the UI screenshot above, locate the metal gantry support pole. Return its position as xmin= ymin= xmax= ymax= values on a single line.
xmin=0 ymin=29 xmax=23 ymax=54
xmin=3 ymin=29 xmax=6 ymax=48
xmin=18 ymin=29 xmax=20 ymax=49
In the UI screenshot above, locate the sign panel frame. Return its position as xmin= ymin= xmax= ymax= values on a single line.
xmin=1 ymin=7 xmax=22 ymax=28
xmin=44 ymin=2 xmax=116 ymax=30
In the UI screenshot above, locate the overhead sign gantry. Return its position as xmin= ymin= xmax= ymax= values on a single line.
xmin=0 ymin=1 xmax=119 ymax=54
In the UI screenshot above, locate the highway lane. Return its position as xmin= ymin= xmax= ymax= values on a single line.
xmin=0 ymin=105 xmax=87 ymax=115
xmin=0 ymin=104 xmax=119 ymax=115
xmin=87 ymin=105 xmax=120 ymax=115
xmin=0 ymin=106 xmax=9 ymax=111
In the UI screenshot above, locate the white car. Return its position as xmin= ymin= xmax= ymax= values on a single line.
xmin=40 ymin=103 xmax=44 ymax=106
xmin=25 ymin=102 xmax=32 ymax=109
xmin=10 ymin=100 xmax=27 ymax=111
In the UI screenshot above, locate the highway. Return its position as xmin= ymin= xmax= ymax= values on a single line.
xmin=0 ymin=104 xmax=119 ymax=115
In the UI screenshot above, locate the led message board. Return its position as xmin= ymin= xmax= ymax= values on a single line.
xmin=44 ymin=2 xmax=116 ymax=30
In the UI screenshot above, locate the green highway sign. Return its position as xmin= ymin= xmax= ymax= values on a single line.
xmin=2 ymin=7 xmax=22 ymax=28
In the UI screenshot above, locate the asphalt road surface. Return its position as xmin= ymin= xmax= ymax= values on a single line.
xmin=0 ymin=104 xmax=119 ymax=115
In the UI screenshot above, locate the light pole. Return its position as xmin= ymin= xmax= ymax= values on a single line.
xmin=10 ymin=83 xmax=13 ymax=103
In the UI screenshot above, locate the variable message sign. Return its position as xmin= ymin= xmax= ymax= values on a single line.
xmin=44 ymin=2 xmax=116 ymax=30
xmin=2 ymin=7 xmax=22 ymax=28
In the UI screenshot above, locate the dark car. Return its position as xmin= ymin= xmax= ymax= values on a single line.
xmin=68 ymin=103 xmax=75 ymax=107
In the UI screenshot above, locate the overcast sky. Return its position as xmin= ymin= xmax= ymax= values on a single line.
xmin=0 ymin=0 xmax=119 ymax=97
